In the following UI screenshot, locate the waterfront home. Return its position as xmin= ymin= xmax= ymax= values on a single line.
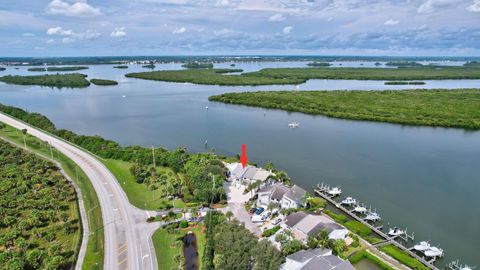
xmin=257 ymin=182 xmax=290 ymax=207
xmin=284 ymin=212 xmax=349 ymax=242
xmin=281 ymin=247 xmax=355 ymax=270
xmin=225 ymin=162 xmax=272 ymax=186
xmin=256 ymin=183 xmax=307 ymax=209
xmin=281 ymin=185 xmax=307 ymax=209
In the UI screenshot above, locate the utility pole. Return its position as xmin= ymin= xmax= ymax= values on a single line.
xmin=151 ymin=146 xmax=156 ymax=167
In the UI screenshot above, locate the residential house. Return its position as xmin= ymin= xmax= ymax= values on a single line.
xmin=225 ymin=162 xmax=272 ymax=186
xmin=284 ymin=213 xmax=349 ymax=242
xmin=257 ymin=183 xmax=290 ymax=207
xmin=281 ymin=247 xmax=355 ymax=270
xmin=281 ymin=185 xmax=307 ymax=209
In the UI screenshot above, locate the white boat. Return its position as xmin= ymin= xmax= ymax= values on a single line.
xmin=424 ymin=246 xmax=444 ymax=257
xmin=413 ymin=241 xmax=431 ymax=252
xmin=387 ymin=227 xmax=405 ymax=237
xmin=364 ymin=211 xmax=381 ymax=222
xmin=353 ymin=205 xmax=367 ymax=214
xmin=459 ymin=265 xmax=474 ymax=270
xmin=122 ymin=95 xmax=126 ymax=98
xmin=205 ymin=106 xmax=209 ymax=110
xmin=327 ymin=187 xmax=342 ymax=196
xmin=340 ymin=197 xmax=356 ymax=206
xmin=288 ymin=122 xmax=300 ymax=128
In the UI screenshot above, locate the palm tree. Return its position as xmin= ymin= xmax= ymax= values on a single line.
xmin=316 ymin=229 xmax=330 ymax=249
xmin=225 ymin=211 xmax=233 ymax=222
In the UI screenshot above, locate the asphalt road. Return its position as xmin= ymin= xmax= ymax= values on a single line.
xmin=0 ymin=112 xmax=161 ymax=270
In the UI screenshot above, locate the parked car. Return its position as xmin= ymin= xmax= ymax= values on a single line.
xmin=249 ymin=207 xmax=257 ymax=214
xmin=255 ymin=207 xmax=265 ymax=215
xmin=272 ymin=217 xmax=282 ymax=225
xmin=261 ymin=211 xmax=271 ymax=221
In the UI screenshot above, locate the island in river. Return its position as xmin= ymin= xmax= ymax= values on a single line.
xmin=209 ymin=89 xmax=480 ymax=129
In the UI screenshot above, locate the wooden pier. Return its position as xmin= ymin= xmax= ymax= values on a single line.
xmin=314 ymin=187 xmax=440 ymax=270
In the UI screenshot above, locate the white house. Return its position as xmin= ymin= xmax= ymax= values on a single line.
xmin=256 ymin=183 xmax=307 ymax=209
xmin=225 ymin=162 xmax=272 ymax=186
xmin=281 ymin=248 xmax=355 ymax=270
xmin=284 ymin=212 xmax=349 ymax=242
xmin=281 ymin=185 xmax=307 ymax=209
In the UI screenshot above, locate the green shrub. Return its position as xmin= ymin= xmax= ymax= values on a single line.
xmin=180 ymin=220 xmax=188 ymax=228
xmin=262 ymin=226 xmax=280 ymax=237
xmin=379 ymin=245 xmax=429 ymax=270
xmin=324 ymin=209 xmax=347 ymax=223
xmin=344 ymin=221 xmax=372 ymax=237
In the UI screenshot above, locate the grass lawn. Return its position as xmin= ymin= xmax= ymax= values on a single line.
xmin=209 ymin=89 xmax=480 ymax=129
xmin=379 ymin=245 xmax=429 ymax=270
xmin=152 ymin=225 xmax=206 ymax=270
xmin=102 ymin=158 xmax=186 ymax=210
xmin=0 ymin=124 xmax=104 ymax=269
xmin=349 ymin=250 xmax=395 ymax=270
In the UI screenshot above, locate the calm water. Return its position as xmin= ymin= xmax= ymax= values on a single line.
xmin=0 ymin=63 xmax=479 ymax=266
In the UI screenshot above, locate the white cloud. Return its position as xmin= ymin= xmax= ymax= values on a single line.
xmin=417 ymin=0 xmax=460 ymax=13
xmin=46 ymin=26 xmax=100 ymax=42
xmin=215 ymin=0 xmax=230 ymax=7
xmin=111 ymin=27 xmax=127 ymax=38
xmin=467 ymin=0 xmax=480 ymax=11
xmin=384 ymin=19 xmax=399 ymax=26
xmin=47 ymin=0 xmax=101 ymax=17
xmin=268 ymin=13 xmax=285 ymax=22
xmin=282 ymin=26 xmax=292 ymax=34
xmin=22 ymin=33 xmax=36 ymax=37
xmin=46 ymin=39 xmax=55 ymax=44
xmin=62 ymin=37 xmax=75 ymax=43
xmin=173 ymin=27 xmax=186 ymax=34
xmin=214 ymin=28 xmax=233 ymax=36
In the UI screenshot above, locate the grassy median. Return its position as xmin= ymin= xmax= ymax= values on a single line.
xmin=209 ymin=89 xmax=480 ymax=129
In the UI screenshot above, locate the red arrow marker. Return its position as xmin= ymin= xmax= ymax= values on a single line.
xmin=240 ymin=144 xmax=248 ymax=168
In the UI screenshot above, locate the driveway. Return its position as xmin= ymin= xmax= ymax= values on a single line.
xmin=221 ymin=182 xmax=261 ymax=236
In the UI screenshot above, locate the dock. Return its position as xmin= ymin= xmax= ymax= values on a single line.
xmin=314 ymin=186 xmax=440 ymax=270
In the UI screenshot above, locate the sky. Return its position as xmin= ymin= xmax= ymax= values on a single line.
xmin=0 ymin=0 xmax=479 ymax=56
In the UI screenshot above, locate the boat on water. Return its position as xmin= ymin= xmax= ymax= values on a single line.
xmin=413 ymin=241 xmax=431 ymax=252
xmin=327 ymin=187 xmax=342 ymax=196
xmin=340 ymin=197 xmax=356 ymax=206
xmin=424 ymin=246 xmax=444 ymax=257
xmin=387 ymin=227 xmax=405 ymax=237
xmin=364 ymin=210 xmax=381 ymax=222
xmin=353 ymin=205 xmax=367 ymax=214
xmin=205 ymin=106 xmax=209 ymax=110
xmin=288 ymin=122 xmax=300 ymax=128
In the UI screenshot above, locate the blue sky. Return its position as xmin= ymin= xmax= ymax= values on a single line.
xmin=0 ymin=0 xmax=479 ymax=56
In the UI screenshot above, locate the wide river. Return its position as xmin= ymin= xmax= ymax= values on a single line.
xmin=1 ymin=61 xmax=479 ymax=266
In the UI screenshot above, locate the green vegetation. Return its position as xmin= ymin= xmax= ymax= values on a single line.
xmin=349 ymin=250 xmax=394 ymax=270
xmin=203 ymin=211 xmax=283 ymax=270
xmin=262 ymin=225 xmax=281 ymax=237
xmin=90 ymin=79 xmax=118 ymax=86
xmin=28 ymin=66 xmax=89 ymax=72
xmin=152 ymin=224 xmax=205 ymax=270
xmin=385 ymin=81 xmax=426 ymax=85
xmin=142 ymin=64 xmax=156 ymax=69
xmin=126 ymin=66 xmax=480 ymax=86
xmin=0 ymin=73 xmax=90 ymax=88
xmin=0 ymin=104 xmax=228 ymax=207
xmin=0 ymin=139 xmax=80 ymax=269
xmin=113 ymin=65 xmax=128 ymax=69
xmin=379 ymin=245 xmax=429 ymax=270
xmin=0 ymin=123 xmax=104 ymax=270
xmin=385 ymin=61 xmax=423 ymax=67
xmin=125 ymin=68 xmax=302 ymax=86
xmin=209 ymin=89 xmax=480 ymax=129
xmin=463 ymin=61 xmax=480 ymax=67
xmin=344 ymin=221 xmax=372 ymax=237
xmin=182 ymin=62 xmax=214 ymax=69
xmin=103 ymin=159 xmax=186 ymax=210
xmin=307 ymin=62 xmax=330 ymax=67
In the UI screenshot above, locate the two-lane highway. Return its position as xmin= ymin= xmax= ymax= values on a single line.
xmin=0 ymin=112 xmax=161 ymax=270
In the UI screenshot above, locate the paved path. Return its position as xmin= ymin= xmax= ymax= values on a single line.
xmin=0 ymin=112 xmax=162 ymax=270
